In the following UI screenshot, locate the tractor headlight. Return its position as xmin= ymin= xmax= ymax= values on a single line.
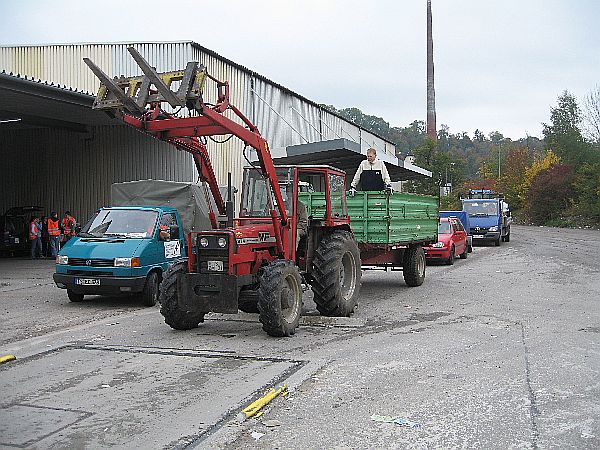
xmin=199 ymin=237 xmax=209 ymax=247
xmin=217 ymin=237 xmax=227 ymax=248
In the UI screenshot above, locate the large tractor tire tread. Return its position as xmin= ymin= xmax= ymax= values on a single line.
xmin=258 ymin=260 xmax=302 ymax=337
xmin=159 ymin=260 xmax=205 ymax=330
xmin=311 ymin=230 xmax=361 ymax=317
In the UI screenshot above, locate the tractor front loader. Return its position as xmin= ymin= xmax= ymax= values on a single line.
xmin=84 ymin=48 xmax=361 ymax=336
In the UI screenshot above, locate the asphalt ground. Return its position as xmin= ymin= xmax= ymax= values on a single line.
xmin=0 ymin=224 xmax=598 ymax=449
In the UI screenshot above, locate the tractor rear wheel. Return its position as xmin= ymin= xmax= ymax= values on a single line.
xmin=312 ymin=230 xmax=361 ymax=317
xmin=238 ymin=289 xmax=259 ymax=313
xmin=258 ymin=260 xmax=302 ymax=337
xmin=159 ymin=260 xmax=205 ymax=330
xmin=403 ymin=246 xmax=426 ymax=287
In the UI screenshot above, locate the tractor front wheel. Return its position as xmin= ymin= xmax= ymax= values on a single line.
xmin=258 ymin=260 xmax=302 ymax=337
xmin=159 ymin=261 xmax=205 ymax=330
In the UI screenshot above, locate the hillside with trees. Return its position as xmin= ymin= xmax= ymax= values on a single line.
xmin=325 ymin=88 xmax=600 ymax=228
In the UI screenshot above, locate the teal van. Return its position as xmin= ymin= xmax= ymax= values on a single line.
xmin=53 ymin=206 xmax=186 ymax=306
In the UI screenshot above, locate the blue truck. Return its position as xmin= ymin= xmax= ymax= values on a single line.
xmin=461 ymin=189 xmax=511 ymax=246
xmin=53 ymin=180 xmax=212 ymax=305
xmin=439 ymin=210 xmax=473 ymax=253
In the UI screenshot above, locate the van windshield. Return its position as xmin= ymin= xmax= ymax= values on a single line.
xmin=79 ymin=209 xmax=158 ymax=238
xmin=463 ymin=201 xmax=498 ymax=216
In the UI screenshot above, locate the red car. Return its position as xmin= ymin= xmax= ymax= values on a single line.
xmin=424 ymin=217 xmax=468 ymax=265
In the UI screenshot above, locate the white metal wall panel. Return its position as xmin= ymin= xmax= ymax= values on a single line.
xmin=0 ymin=126 xmax=196 ymax=221
xmin=1 ymin=42 xmax=399 ymax=218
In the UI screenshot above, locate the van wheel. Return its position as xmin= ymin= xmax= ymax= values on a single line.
xmin=141 ymin=271 xmax=160 ymax=307
xmin=67 ymin=290 xmax=84 ymax=302
xmin=160 ymin=261 xmax=205 ymax=330
xmin=312 ymin=230 xmax=361 ymax=317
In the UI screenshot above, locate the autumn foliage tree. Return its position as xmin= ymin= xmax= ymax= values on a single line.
xmin=527 ymin=164 xmax=575 ymax=224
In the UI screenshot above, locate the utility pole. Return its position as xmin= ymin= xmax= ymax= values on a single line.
xmin=426 ymin=0 xmax=437 ymax=141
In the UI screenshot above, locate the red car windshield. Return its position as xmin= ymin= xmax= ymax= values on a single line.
xmin=438 ymin=222 xmax=451 ymax=234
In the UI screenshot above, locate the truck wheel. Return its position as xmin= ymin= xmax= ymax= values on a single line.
xmin=238 ymin=289 xmax=259 ymax=313
xmin=141 ymin=271 xmax=160 ymax=307
xmin=403 ymin=246 xmax=426 ymax=287
xmin=460 ymin=245 xmax=468 ymax=259
xmin=447 ymin=246 xmax=455 ymax=265
xmin=67 ymin=290 xmax=84 ymax=302
xmin=311 ymin=230 xmax=361 ymax=317
xmin=258 ymin=260 xmax=302 ymax=337
xmin=159 ymin=260 xmax=205 ymax=330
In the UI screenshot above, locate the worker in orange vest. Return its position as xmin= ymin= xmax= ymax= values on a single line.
xmin=61 ymin=211 xmax=76 ymax=246
xmin=48 ymin=211 xmax=61 ymax=257
xmin=29 ymin=216 xmax=42 ymax=259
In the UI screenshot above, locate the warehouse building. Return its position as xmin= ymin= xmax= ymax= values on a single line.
xmin=0 ymin=41 xmax=419 ymax=222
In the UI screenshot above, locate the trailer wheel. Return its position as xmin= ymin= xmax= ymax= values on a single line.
xmin=141 ymin=271 xmax=160 ymax=307
xmin=238 ymin=289 xmax=259 ymax=313
xmin=258 ymin=260 xmax=302 ymax=337
xmin=312 ymin=230 xmax=361 ymax=317
xmin=160 ymin=260 xmax=205 ymax=330
xmin=403 ymin=246 xmax=426 ymax=287
xmin=67 ymin=290 xmax=84 ymax=302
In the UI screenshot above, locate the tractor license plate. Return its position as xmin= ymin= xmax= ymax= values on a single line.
xmin=207 ymin=261 xmax=223 ymax=272
xmin=75 ymin=278 xmax=100 ymax=286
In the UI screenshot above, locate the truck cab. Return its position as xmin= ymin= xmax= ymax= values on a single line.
xmin=53 ymin=206 xmax=186 ymax=305
xmin=462 ymin=190 xmax=511 ymax=246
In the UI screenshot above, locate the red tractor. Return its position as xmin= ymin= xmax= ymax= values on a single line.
xmin=84 ymin=48 xmax=361 ymax=336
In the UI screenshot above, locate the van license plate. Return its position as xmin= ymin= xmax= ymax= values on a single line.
xmin=75 ymin=278 xmax=100 ymax=286
xmin=207 ymin=261 xmax=223 ymax=272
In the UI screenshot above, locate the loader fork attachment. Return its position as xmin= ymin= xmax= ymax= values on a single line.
xmin=83 ymin=47 xmax=206 ymax=116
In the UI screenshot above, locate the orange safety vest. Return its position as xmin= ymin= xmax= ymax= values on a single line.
xmin=62 ymin=216 xmax=75 ymax=235
xmin=48 ymin=218 xmax=60 ymax=236
xmin=29 ymin=222 xmax=39 ymax=240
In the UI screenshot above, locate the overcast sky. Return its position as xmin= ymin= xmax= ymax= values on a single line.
xmin=1 ymin=0 xmax=598 ymax=140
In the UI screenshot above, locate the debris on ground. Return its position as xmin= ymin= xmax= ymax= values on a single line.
xmin=241 ymin=385 xmax=288 ymax=420
xmin=262 ymin=419 xmax=282 ymax=427
xmin=251 ymin=431 xmax=264 ymax=440
xmin=371 ymin=414 xmax=421 ymax=429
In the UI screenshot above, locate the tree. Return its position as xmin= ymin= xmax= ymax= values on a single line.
xmin=583 ymin=85 xmax=600 ymax=145
xmin=527 ymin=164 xmax=575 ymax=225
xmin=496 ymin=147 xmax=530 ymax=211
xmin=542 ymin=91 xmax=594 ymax=165
xmin=572 ymin=162 xmax=600 ymax=225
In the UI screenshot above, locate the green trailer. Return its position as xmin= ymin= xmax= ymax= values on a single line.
xmin=299 ymin=190 xmax=438 ymax=286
